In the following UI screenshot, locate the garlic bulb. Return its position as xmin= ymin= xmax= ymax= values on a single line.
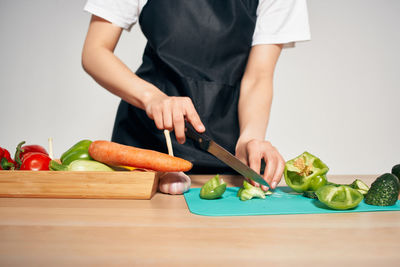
xmin=158 ymin=172 xmax=191 ymax=195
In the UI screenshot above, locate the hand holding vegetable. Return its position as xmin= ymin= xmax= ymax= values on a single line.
xmin=235 ymin=139 xmax=285 ymax=191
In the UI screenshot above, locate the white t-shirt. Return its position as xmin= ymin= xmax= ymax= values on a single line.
xmin=84 ymin=0 xmax=311 ymax=47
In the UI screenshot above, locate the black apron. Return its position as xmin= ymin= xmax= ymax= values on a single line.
xmin=111 ymin=0 xmax=258 ymax=174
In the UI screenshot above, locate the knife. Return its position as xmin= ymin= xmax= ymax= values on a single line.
xmin=184 ymin=122 xmax=270 ymax=188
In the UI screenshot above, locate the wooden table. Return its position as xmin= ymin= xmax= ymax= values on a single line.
xmin=0 ymin=175 xmax=399 ymax=266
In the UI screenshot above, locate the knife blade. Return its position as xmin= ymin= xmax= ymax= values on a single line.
xmin=184 ymin=122 xmax=270 ymax=188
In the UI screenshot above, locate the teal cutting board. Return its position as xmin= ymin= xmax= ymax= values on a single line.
xmin=184 ymin=186 xmax=400 ymax=216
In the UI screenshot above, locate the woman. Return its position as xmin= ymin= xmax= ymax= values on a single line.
xmin=82 ymin=0 xmax=310 ymax=194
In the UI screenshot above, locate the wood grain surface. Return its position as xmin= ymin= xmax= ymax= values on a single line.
xmin=0 ymin=175 xmax=399 ymax=267
xmin=0 ymin=171 xmax=160 ymax=199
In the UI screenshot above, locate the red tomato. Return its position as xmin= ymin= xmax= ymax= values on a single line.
xmin=20 ymin=152 xmax=51 ymax=171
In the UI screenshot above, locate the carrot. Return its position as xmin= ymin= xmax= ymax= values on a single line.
xmin=88 ymin=140 xmax=192 ymax=172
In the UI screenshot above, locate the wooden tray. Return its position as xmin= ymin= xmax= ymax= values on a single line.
xmin=0 ymin=170 xmax=161 ymax=199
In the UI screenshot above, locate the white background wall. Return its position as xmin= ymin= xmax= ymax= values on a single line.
xmin=0 ymin=0 xmax=399 ymax=175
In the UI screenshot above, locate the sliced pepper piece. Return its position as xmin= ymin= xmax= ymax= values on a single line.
xmin=284 ymin=152 xmax=329 ymax=193
xmin=200 ymin=174 xmax=227 ymax=200
xmin=316 ymin=185 xmax=363 ymax=210
xmin=237 ymin=181 xmax=269 ymax=201
xmin=349 ymin=179 xmax=370 ymax=195
xmin=60 ymin=140 xmax=93 ymax=166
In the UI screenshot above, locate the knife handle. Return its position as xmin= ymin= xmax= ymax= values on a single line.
xmin=184 ymin=121 xmax=211 ymax=151
xmin=260 ymin=159 xmax=266 ymax=174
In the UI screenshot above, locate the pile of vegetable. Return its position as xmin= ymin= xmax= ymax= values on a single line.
xmin=0 ymin=139 xmax=193 ymax=173
xmin=1 ymin=141 xmax=51 ymax=171
xmin=199 ymin=175 xmax=271 ymax=201
xmin=284 ymin=152 xmax=400 ymax=209
xmin=199 ymin=152 xmax=399 ymax=208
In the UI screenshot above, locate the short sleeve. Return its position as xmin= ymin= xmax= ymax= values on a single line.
xmin=252 ymin=0 xmax=311 ymax=48
xmin=84 ymin=0 xmax=144 ymax=31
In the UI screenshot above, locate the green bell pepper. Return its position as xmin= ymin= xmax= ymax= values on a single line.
xmin=200 ymin=174 xmax=227 ymax=200
xmin=60 ymin=139 xmax=93 ymax=166
xmin=284 ymin=152 xmax=329 ymax=193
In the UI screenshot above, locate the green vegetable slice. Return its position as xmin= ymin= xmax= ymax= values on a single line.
xmin=200 ymin=174 xmax=226 ymax=200
xmin=347 ymin=179 xmax=369 ymax=196
xmin=316 ymin=185 xmax=363 ymax=210
xmin=237 ymin=181 xmax=269 ymax=201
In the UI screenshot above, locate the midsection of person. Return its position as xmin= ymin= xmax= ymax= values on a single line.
xmin=82 ymin=0 xmax=311 ymax=191
xmin=111 ymin=0 xmax=258 ymax=174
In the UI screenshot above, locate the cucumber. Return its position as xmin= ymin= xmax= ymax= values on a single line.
xmin=50 ymin=159 xmax=113 ymax=171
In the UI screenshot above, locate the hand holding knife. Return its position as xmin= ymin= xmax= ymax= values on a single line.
xmin=184 ymin=122 xmax=271 ymax=188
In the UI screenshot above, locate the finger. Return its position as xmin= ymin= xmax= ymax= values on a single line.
xmin=249 ymin=178 xmax=260 ymax=188
xmin=172 ymin=106 xmax=186 ymax=144
xmin=261 ymin=184 xmax=269 ymax=192
xmin=162 ymin=101 xmax=173 ymax=131
xmin=263 ymin=153 xmax=277 ymax=188
xmin=235 ymin=146 xmax=248 ymax=165
xmin=243 ymin=177 xmax=259 ymax=189
xmin=248 ymin=150 xmax=262 ymax=175
xmin=271 ymin=155 xmax=285 ymax=189
xmin=183 ymin=98 xmax=205 ymax=132
xmin=247 ymin=142 xmax=265 ymax=189
xmin=152 ymin=106 xmax=164 ymax=130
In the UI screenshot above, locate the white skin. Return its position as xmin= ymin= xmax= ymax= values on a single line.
xmin=82 ymin=15 xmax=285 ymax=194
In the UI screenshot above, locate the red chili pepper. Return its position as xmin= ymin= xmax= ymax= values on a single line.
xmin=20 ymin=152 xmax=51 ymax=171
xmin=0 ymin=147 xmax=15 ymax=170
xmin=14 ymin=141 xmax=48 ymax=169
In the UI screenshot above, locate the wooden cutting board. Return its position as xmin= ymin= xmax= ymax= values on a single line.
xmin=0 ymin=170 xmax=161 ymax=199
